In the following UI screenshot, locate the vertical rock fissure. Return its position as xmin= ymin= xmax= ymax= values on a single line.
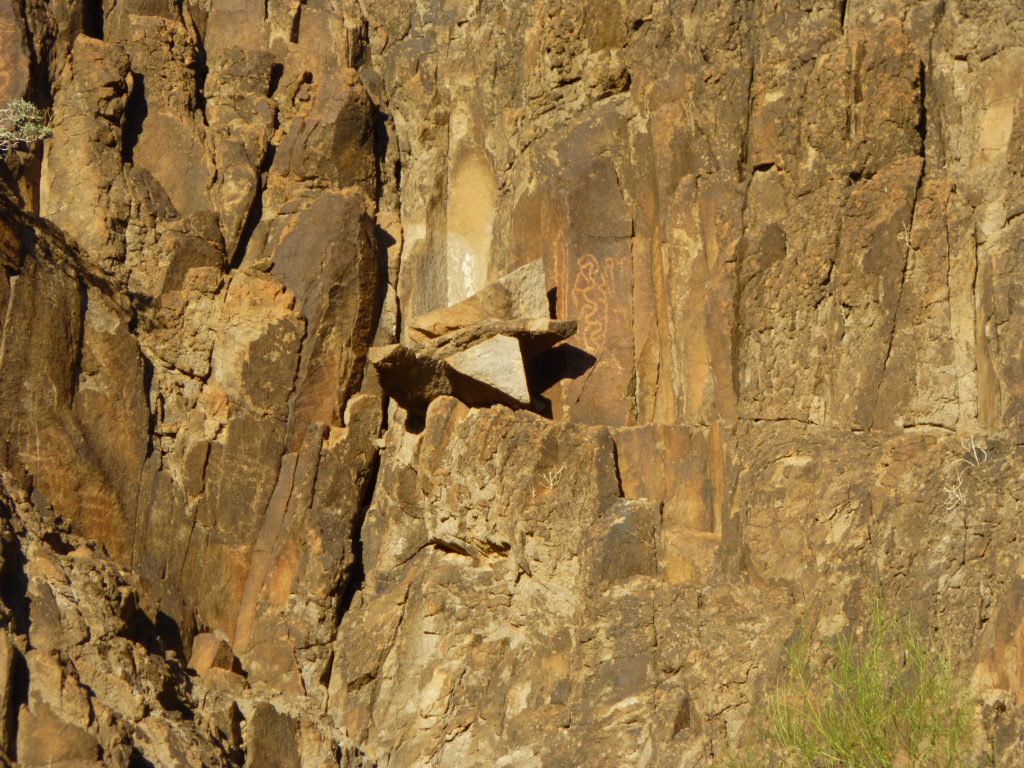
xmin=120 ymin=72 xmax=147 ymax=165
xmin=942 ymin=207 xmax=960 ymax=417
xmin=82 ymin=0 xmax=104 ymax=40
xmin=737 ymin=4 xmax=759 ymax=179
xmin=5 ymin=655 xmax=26 ymax=764
xmin=228 ymin=144 xmax=276 ymax=270
xmin=289 ymin=1 xmax=305 ymax=45
xmin=965 ymin=222 xmax=981 ymax=422
xmin=12 ymin=0 xmax=53 ymax=108
xmin=67 ymin=280 xmax=88 ymax=401
xmin=129 ymin=355 xmax=157 ymax=571
xmin=0 ymin=517 xmax=28 ymax=638
xmin=874 ymin=165 xmax=926 ymax=429
xmin=334 ymin=448 xmax=381 ymax=626
xmin=176 ymin=499 xmax=200 ymax=588
xmin=915 ymin=60 xmax=928 ymax=165
xmin=191 ymin=14 xmax=209 ymax=119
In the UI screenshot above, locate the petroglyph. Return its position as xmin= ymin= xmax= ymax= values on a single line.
xmin=571 ymin=252 xmax=612 ymax=354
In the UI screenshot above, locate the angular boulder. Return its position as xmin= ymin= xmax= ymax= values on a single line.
xmin=446 ymin=334 xmax=531 ymax=406
xmin=370 ymin=259 xmax=576 ymax=413
xmin=409 ymin=258 xmax=550 ymax=341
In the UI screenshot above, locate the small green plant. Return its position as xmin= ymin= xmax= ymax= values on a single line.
xmin=720 ymin=600 xmax=976 ymax=767
xmin=0 ymin=98 xmax=52 ymax=156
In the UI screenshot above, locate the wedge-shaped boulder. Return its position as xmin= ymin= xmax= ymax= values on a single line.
xmin=370 ymin=342 xmax=534 ymax=412
xmin=446 ymin=334 xmax=531 ymax=406
xmin=371 ymin=259 xmax=578 ymax=412
xmin=427 ymin=318 xmax=577 ymax=360
xmin=409 ymin=259 xmax=549 ymax=341
xmin=369 ymin=344 xmax=458 ymax=413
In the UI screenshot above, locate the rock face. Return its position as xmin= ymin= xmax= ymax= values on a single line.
xmin=1 ymin=0 xmax=1024 ymax=766
xmin=0 ymin=468 xmax=373 ymax=767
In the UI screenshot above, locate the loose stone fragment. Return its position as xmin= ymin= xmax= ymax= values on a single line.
xmin=446 ymin=334 xmax=531 ymax=406
xmin=409 ymin=258 xmax=550 ymax=341
xmin=371 ymin=259 xmax=576 ymax=412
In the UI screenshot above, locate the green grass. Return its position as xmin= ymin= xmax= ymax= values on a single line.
xmin=719 ymin=600 xmax=975 ymax=767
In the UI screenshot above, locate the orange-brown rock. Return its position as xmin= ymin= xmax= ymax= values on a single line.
xmin=189 ymin=632 xmax=241 ymax=677
xmin=408 ymin=258 xmax=551 ymax=341
xmin=1 ymin=0 xmax=1024 ymax=765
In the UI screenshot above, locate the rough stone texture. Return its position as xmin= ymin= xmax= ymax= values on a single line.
xmin=425 ymin=317 xmax=578 ymax=360
xmin=445 ymin=334 xmax=531 ymax=406
xmin=0 ymin=0 xmax=1023 ymax=766
xmin=190 ymin=631 xmax=241 ymax=678
xmin=2 ymin=0 xmax=384 ymax=706
xmin=0 ymin=470 xmax=235 ymax=768
xmin=0 ymin=469 xmax=372 ymax=767
xmin=408 ymin=258 xmax=551 ymax=342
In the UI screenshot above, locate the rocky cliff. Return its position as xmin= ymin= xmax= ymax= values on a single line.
xmin=1 ymin=0 xmax=1024 ymax=765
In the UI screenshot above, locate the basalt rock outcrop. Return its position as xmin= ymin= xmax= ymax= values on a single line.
xmin=1 ymin=0 xmax=1024 ymax=766
xmin=0 ymin=467 xmax=375 ymax=767
xmin=370 ymin=259 xmax=577 ymax=412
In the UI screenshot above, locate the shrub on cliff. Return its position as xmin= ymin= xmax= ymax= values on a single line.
xmin=721 ymin=600 xmax=976 ymax=767
xmin=0 ymin=99 xmax=52 ymax=156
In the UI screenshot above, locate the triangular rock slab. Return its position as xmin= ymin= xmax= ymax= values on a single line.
xmin=445 ymin=334 xmax=531 ymax=406
xmin=409 ymin=259 xmax=549 ymax=341
xmin=428 ymin=318 xmax=578 ymax=360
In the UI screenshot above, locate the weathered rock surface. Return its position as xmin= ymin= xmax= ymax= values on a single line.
xmin=1 ymin=0 xmax=1024 ymax=766
xmin=445 ymin=334 xmax=531 ymax=406
xmin=408 ymin=258 xmax=551 ymax=342
xmin=426 ymin=317 xmax=578 ymax=360
xmin=0 ymin=468 xmax=375 ymax=767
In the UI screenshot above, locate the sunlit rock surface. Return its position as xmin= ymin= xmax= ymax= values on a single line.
xmin=2 ymin=0 xmax=1024 ymax=765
